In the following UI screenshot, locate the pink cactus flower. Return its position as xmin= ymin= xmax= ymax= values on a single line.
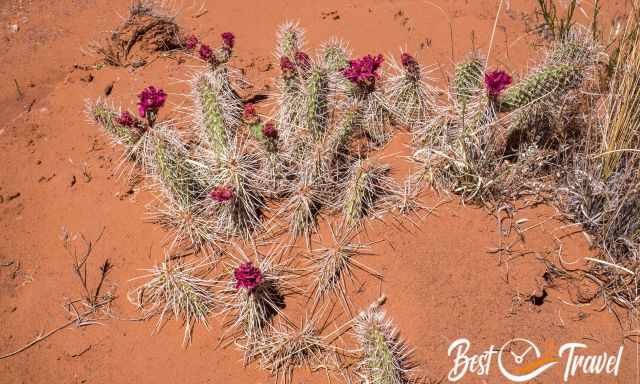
xmin=400 ymin=52 xmax=420 ymax=80
xmin=262 ymin=122 xmax=278 ymax=140
xmin=209 ymin=186 xmax=234 ymax=203
xmin=234 ymin=262 xmax=263 ymax=291
xmin=116 ymin=111 xmax=137 ymax=127
xmin=221 ymin=32 xmax=235 ymax=49
xmin=342 ymin=54 xmax=384 ymax=91
xmin=185 ymin=35 xmax=199 ymax=50
xmin=243 ymin=103 xmax=259 ymax=125
xmin=137 ymin=86 xmax=167 ymax=118
xmin=199 ymin=44 xmax=213 ymax=61
xmin=280 ymin=56 xmax=296 ymax=80
xmin=294 ymin=51 xmax=311 ymax=72
xmin=484 ymin=69 xmax=512 ymax=97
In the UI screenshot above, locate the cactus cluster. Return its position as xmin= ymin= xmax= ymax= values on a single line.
xmin=411 ymin=29 xmax=597 ymax=203
xmin=88 ymin=17 xmax=428 ymax=384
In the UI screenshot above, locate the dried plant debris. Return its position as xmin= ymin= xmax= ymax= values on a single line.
xmin=93 ymin=1 xmax=185 ymax=67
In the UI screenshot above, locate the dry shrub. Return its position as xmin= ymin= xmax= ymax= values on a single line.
xmin=94 ymin=1 xmax=184 ymax=66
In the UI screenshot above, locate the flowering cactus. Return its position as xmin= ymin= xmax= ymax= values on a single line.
xmin=387 ymin=52 xmax=435 ymax=127
xmin=322 ymin=38 xmax=350 ymax=74
xmin=90 ymin=101 xmax=146 ymax=151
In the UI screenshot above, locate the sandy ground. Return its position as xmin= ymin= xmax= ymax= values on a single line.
xmin=0 ymin=0 xmax=638 ymax=383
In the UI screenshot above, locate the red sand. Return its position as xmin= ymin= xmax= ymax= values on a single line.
xmin=0 ymin=1 xmax=637 ymax=383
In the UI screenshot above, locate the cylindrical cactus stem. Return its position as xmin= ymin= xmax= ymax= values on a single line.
xmin=354 ymin=305 xmax=414 ymax=384
xmin=276 ymin=21 xmax=305 ymax=59
xmin=499 ymin=64 xmax=583 ymax=112
xmin=453 ymin=56 xmax=484 ymax=106
xmin=192 ymin=69 xmax=241 ymax=157
xmin=91 ymin=101 xmax=144 ymax=146
xmin=343 ymin=161 xmax=391 ymax=226
xmin=336 ymin=105 xmax=360 ymax=146
xmin=150 ymin=131 xmax=197 ymax=208
xmin=321 ymin=39 xmax=350 ymax=74
xmin=196 ymin=76 xmax=226 ymax=152
xmin=305 ymin=65 xmax=330 ymax=140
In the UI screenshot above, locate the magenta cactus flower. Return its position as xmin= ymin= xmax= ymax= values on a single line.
xmin=137 ymin=86 xmax=166 ymax=127
xmin=400 ymin=52 xmax=420 ymax=80
xmin=209 ymin=186 xmax=234 ymax=203
xmin=199 ymin=44 xmax=213 ymax=61
xmin=484 ymin=69 xmax=512 ymax=98
xmin=280 ymin=56 xmax=297 ymax=80
xmin=262 ymin=122 xmax=278 ymax=140
xmin=234 ymin=262 xmax=263 ymax=291
xmin=242 ymin=103 xmax=259 ymax=125
xmin=342 ymin=54 xmax=384 ymax=91
xmin=400 ymin=53 xmax=416 ymax=68
xmin=294 ymin=51 xmax=311 ymax=72
xmin=221 ymin=32 xmax=235 ymax=49
xmin=116 ymin=111 xmax=137 ymax=127
xmin=185 ymin=35 xmax=199 ymax=50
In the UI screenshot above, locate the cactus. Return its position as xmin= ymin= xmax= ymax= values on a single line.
xmin=89 ymin=100 xmax=149 ymax=164
xmin=321 ymin=38 xmax=350 ymax=74
xmin=499 ymin=64 xmax=583 ymax=111
xmin=276 ymin=21 xmax=305 ymax=59
xmin=192 ymin=69 xmax=242 ymax=156
xmin=453 ymin=56 xmax=484 ymax=105
xmin=127 ymin=257 xmax=216 ymax=346
xmin=387 ymin=53 xmax=435 ymax=127
xmin=304 ymin=65 xmax=331 ymax=140
xmin=343 ymin=161 xmax=392 ymax=226
xmin=354 ymin=305 xmax=414 ymax=384
xmin=199 ymin=144 xmax=266 ymax=238
xmin=148 ymin=127 xmax=199 ymax=208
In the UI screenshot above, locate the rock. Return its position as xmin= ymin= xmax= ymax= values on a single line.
xmin=576 ymin=278 xmax=599 ymax=303
xmin=8 ymin=24 xmax=18 ymax=33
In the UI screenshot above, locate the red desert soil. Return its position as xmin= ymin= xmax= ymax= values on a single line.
xmin=0 ymin=0 xmax=637 ymax=383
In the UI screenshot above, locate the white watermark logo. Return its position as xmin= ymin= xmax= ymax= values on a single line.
xmin=447 ymin=337 xmax=623 ymax=382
